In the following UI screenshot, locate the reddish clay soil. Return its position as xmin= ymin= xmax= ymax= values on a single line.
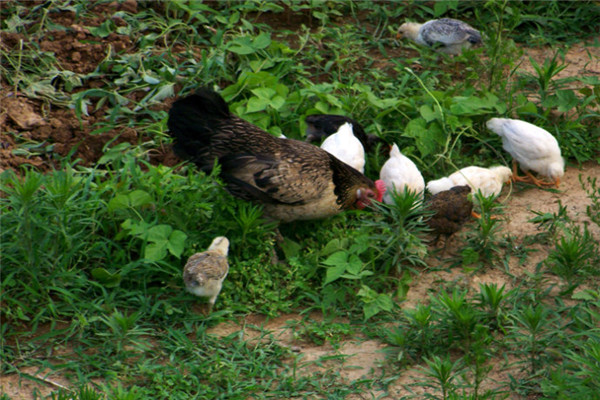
xmin=0 ymin=1 xmax=179 ymax=172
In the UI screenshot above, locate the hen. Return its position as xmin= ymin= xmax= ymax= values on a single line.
xmin=397 ymin=18 xmax=482 ymax=55
xmin=427 ymin=185 xmax=473 ymax=243
xmin=379 ymin=144 xmax=425 ymax=204
xmin=168 ymin=88 xmax=385 ymax=222
xmin=183 ymin=236 xmax=230 ymax=314
xmin=319 ymin=122 xmax=365 ymax=173
xmin=486 ymin=118 xmax=564 ymax=188
xmin=427 ymin=166 xmax=512 ymax=197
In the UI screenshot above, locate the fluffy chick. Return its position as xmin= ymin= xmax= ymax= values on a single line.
xmin=183 ymin=236 xmax=230 ymax=314
xmin=427 ymin=166 xmax=512 ymax=197
xmin=427 ymin=185 xmax=473 ymax=244
xmin=486 ymin=118 xmax=564 ymax=188
xmin=397 ymin=18 xmax=482 ymax=55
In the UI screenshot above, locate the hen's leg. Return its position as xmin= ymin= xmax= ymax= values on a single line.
xmin=524 ymin=170 xmax=558 ymax=188
xmin=512 ymin=160 xmax=532 ymax=183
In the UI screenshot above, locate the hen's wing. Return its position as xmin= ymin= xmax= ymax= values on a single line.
xmin=492 ymin=119 xmax=559 ymax=164
xmin=218 ymin=142 xmax=339 ymax=206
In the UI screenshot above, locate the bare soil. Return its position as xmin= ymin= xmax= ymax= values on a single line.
xmin=1 ymin=3 xmax=599 ymax=399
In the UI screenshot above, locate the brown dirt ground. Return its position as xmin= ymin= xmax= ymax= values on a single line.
xmin=1 ymin=3 xmax=599 ymax=399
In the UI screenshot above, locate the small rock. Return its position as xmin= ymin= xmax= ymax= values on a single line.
xmin=4 ymin=98 xmax=46 ymax=130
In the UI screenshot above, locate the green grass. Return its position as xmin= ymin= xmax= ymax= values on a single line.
xmin=2 ymin=0 xmax=600 ymax=398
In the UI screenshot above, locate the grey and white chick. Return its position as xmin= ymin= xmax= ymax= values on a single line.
xmin=397 ymin=18 xmax=482 ymax=55
xmin=183 ymin=236 xmax=230 ymax=314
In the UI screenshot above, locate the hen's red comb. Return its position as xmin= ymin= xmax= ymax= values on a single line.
xmin=374 ymin=180 xmax=386 ymax=202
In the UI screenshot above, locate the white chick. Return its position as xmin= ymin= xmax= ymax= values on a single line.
xmin=379 ymin=144 xmax=425 ymax=204
xmin=183 ymin=236 xmax=229 ymax=314
xmin=397 ymin=18 xmax=482 ymax=55
xmin=427 ymin=166 xmax=513 ymax=197
xmin=486 ymin=118 xmax=564 ymax=187
xmin=320 ymin=122 xmax=365 ymax=173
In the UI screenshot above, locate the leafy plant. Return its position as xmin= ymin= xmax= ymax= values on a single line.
xmin=363 ymin=190 xmax=430 ymax=275
xmin=545 ymin=224 xmax=598 ymax=288
xmin=419 ymin=355 xmax=464 ymax=400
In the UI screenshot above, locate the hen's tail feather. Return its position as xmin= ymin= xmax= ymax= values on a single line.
xmin=167 ymin=88 xmax=231 ymax=162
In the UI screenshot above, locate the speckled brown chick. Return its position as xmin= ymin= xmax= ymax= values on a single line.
xmin=426 ymin=185 xmax=473 ymax=243
xmin=183 ymin=236 xmax=229 ymax=314
xmin=168 ymin=89 xmax=385 ymax=222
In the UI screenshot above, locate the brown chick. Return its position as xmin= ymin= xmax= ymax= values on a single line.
xmin=426 ymin=185 xmax=473 ymax=244
xmin=168 ymin=88 xmax=385 ymax=222
xmin=183 ymin=236 xmax=229 ymax=314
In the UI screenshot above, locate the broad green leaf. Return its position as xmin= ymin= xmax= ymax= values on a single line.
xmin=227 ymin=36 xmax=255 ymax=55
xmin=145 ymin=241 xmax=168 ymax=261
xmin=404 ymin=118 xmax=444 ymax=157
xmin=246 ymin=97 xmax=269 ymax=113
xmin=269 ymin=95 xmax=285 ymax=110
xmin=167 ymin=230 xmax=188 ymax=258
xmin=321 ymin=239 xmax=344 ymax=256
xmin=341 ymin=270 xmax=373 ymax=280
xmin=128 ymin=190 xmax=153 ymax=207
xmin=419 ymin=104 xmax=439 ymax=122
xmin=555 ymin=90 xmax=579 ymax=112
xmin=325 ymin=94 xmax=343 ymax=109
xmin=345 ymin=254 xmax=364 ymax=275
xmin=251 ymin=87 xmax=276 ymax=99
xmin=324 ymin=264 xmax=347 ymax=285
xmin=315 ymin=101 xmax=330 ymax=113
xmin=147 ymin=224 xmax=173 ymax=242
xmin=322 ymin=251 xmax=348 ymax=266
xmin=252 ymin=32 xmax=271 ymax=50
xmin=363 ymin=293 xmax=394 ymax=320
xmin=108 ymin=190 xmax=153 ymax=211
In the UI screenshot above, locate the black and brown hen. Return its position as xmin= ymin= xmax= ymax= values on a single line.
xmin=167 ymin=88 xmax=385 ymax=223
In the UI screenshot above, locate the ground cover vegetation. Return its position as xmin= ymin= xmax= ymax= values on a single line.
xmin=1 ymin=0 xmax=600 ymax=398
